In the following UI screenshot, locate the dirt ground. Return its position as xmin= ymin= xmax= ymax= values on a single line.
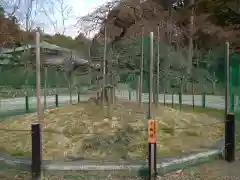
xmin=0 ymin=101 xmax=223 ymax=161
xmin=0 ymin=101 xmax=232 ymax=179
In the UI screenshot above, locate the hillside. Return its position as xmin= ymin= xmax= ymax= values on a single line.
xmin=82 ymin=0 xmax=240 ymax=94
xmin=0 ymin=101 xmax=223 ymax=161
xmin=94 ymin=0 xmax=240 ymax=49
xmin=95 ymin=0 xmax=174 ymax=43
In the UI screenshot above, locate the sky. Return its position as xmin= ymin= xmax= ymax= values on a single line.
xmin=1 ymin=0 xmax=110 ymax=38
xmin=42 ymin=0 xmax=110 ymax=38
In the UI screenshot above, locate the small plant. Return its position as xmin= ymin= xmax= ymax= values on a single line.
xmin=184 ymin=130 xmax=200 ymax=136
xmin=10 ymin=150 xmax=29 ymax=157
xmin=162 ymin=127 xmax=175 ymax=135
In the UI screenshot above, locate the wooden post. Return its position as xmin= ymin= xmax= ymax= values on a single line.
xmin=31 ymin=124 xmax=42 ymax=180
xmin=187 ymin=0 xmax=194 ymax=75
xmin=101 ymin=26 xmax=107 ymax=106
xmin=225 ymin=113 xmax=236 ymax=162
xmin=36 ymin=28 xmax=42 ymax=121
xmin=44 ymin=67 xmax=47 ymax=109
xmin=33 ymin=28 xmax=42 ymax=180
xmin=225 ymin=41 xmax=230 ymax=119
xmin=139 ymin=26 xmax=144 ymax=107
xmin=156 ymin=25 xmax=160 ymax=108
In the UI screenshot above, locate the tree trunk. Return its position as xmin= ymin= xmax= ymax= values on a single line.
xmin=212 ymin=81 xmax=216 ymax=94
xmin=69 ymin=81 xmax=72 ymax=104
xmin=187 ymin=0 xmax=194 ymax=75
xmin=136 ymin=75 xmax=140 ymax=102
xmin=95 ymin=87 xmax=109 ymax=105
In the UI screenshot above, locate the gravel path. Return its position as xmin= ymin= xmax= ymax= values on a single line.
xmin=162 ymin=158 xmax=240 ymax=180
xmin=0 ymin=92 xmax=227 ymax=113
xmin=1 ymin=158 xmax=240 ymax=180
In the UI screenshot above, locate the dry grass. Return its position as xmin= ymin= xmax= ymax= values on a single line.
xmin=0 ymin=100 xmax=224 ymax=161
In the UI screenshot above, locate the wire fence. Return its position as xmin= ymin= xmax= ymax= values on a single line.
xmin=0 ymin=120 xmax=225 ymax=134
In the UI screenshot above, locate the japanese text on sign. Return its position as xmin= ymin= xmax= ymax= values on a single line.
xmin=148 ymin=120 xmax=156 ymax=143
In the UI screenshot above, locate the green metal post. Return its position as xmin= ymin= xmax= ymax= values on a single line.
xmin=179 ymin=92 xmax=182 ymax=110
xmin=55 ymin=94 xmax=59 ymax=107
xmin=163 ymin=89 xmax=166 ymax=106
xmin=230 ymin=93 xmax=235 ymax=113
xmin=25 ymin=95 xmax=29 ymax=112
xmin=237 ymin=64 xmax=240 ymax=121
xmin=202 ymin=92 xmax=206 ymax=108
xmin=129 ymin=90 xmax=132 ymax=100
xmin=172 ymin=93 xmax=174 ymax=108
xmin=78 ymin=92 xmax=80 ymax=103
xmin=192 ymin=82 xmax=195 ymax=111
xmin=229 ymin=64 xmax=235 ymax=113
xmin=201 ymin=83 xmax=206 ymax=108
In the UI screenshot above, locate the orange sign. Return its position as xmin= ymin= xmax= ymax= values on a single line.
xmin=148 ymin=120 xmax=157 ymax=143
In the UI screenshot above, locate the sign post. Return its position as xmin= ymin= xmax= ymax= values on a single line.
xmin=148 ymin=119 xmax=157 ymax=178
xmin=148 ymin=32 xmax=157 ymax=180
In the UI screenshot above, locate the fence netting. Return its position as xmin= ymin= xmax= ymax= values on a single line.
xmin=228 ymin=51 xmax=240 ymax=152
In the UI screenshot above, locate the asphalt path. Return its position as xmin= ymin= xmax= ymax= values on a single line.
xmin=116 ymin=90 xmax=227 ymax=110
xmin=0 ymin=90 xmax=235 ymax=114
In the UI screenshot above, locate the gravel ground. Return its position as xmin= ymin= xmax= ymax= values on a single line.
xmin=162 ymin=159 xmax=240 ymax=180
xmin=1 ymin=159 xmax=240 ymax=180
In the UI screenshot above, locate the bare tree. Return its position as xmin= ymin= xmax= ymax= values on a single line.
xmin=77 ymin=0 xmax=116 ymax=106
xmin=41 ymin=0 xmax=74 ymax=104
xmin=57 ymin=0 xmax=72 ymax=34
xmin=53 ymin=0 xmax=73 ymax=103
xmin=50 ymin=0 xmax=72 ymax=35
xmin=22 ymin=0 xmax=36 ymax=101
xmin=2 ymin=0 xmax=41 ymax=102
xmin=77 ymin=0 xmax=118 ymax=35
xmin=78 ymin=0 xmax=152 ymax=105
xmin=77 ymin=0 xmax=239 ymax=99
xmin=40 ymin=0 xmax=72 ymax=34
xmin=0 ymin=0 xmax=21 ymax=48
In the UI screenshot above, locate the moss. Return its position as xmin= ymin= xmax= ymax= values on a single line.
xmin=10 ymin=149 xmax=31 ymax=157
